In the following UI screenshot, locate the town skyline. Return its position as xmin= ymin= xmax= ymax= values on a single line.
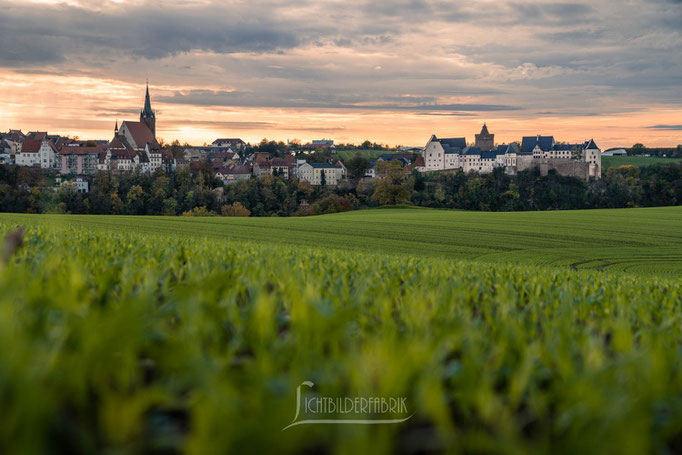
xmin=1 ymin=0 xmax=681 ymax=149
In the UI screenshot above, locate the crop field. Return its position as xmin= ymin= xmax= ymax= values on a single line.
xmin=601 ymin=155 xmax=682 ymax=169
xmin=3 ymin=206 xmax=681 ymax=276
xmin=1 ymin=208 xmax=682 ymax=453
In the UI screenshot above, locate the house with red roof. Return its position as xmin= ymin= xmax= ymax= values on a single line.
xmin=16 ymin=137 xmax=58 ymax=169
xmin=215 ymin=164 xmax=252 ymax=184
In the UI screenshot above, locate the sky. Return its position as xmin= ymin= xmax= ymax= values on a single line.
xmin=0 ymin=0 xmax=681 ymax=149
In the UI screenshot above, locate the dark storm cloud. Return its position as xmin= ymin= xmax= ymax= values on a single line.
xmin=158 ymin=89 xmax=520 ymax=111
xmin=646 ymin=125 xmax=682 ymax=130
xmin=511 ymin=2 xmax=593 ymax=22
xmin=0 ymin=2 xmax=305 ymax=64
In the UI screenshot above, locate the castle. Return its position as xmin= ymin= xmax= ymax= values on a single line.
xmin=422 ymin=124 xmax=601 ymax=180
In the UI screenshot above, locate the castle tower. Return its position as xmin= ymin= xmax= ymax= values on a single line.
xmin=140 ymin=82 xmax=156 ymax=137
xmin=475 ymin=123 xmax=494 ymax=151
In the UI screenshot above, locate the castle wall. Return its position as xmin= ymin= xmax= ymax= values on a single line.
xmin=514 ymin=158 xmax=592 ymax=180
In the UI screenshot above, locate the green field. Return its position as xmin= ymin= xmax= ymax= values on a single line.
xmin=4 ymin=206 xmax=681 ymax=275
xmin=2 ymin=208 xmax=682 ymax=453
xmin=602 ymin=155 xmax=682 ymax=169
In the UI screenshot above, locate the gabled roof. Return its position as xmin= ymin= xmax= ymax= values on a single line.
xmin=108 ymin=135 xmax=136 ymax=160
xmin=253 ymin=152 xmax=270 ymax=163
xmin=225 ymin=165 xmax=251 ymax=175
xmin=463 ymin=146 xmax=482 ymax=155
xmin=522 ymin=136 xmax=555 ymax=152
xmin=437 ymin=137 xmax=467 ymax=150
xmin=213 ymin=138 xmax=245 ymax=143
xmin=270 ymin=157 xmax=295 ymax=167
xmin=20 ymin=140 xmax=42 ymax=154
xmin=481 ymin=150 xmax=503 ymax=160
xmin=584 ymin=139 xmax=599 ymax=150
xmin=55 ymin=137 xmax=76 ymax=149
xmin=109 ymin=135 xmax=134 ymax=151
xmin=26 ymin=131 xmax=47 ymax=141
xmin=137 ymin=150 xmax=149 ymax=163
xmin=308 ymin=162 xmax=342 ymax=169
xmin=552 ymin=143 xmax=579 ymax=151
xmin=120 ymin=121 xmax=158 ymax=149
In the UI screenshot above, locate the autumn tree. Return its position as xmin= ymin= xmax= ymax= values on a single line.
xmin=371 ymin=161 xmax=411 ymax=205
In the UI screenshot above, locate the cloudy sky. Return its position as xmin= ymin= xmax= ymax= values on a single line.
xmin=0 ymin=0 xmax=680 ymax=148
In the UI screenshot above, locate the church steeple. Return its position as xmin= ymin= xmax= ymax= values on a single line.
xmin=140 ymin=81 xmax=156 ymax=137
xmin=114 ymin=119 xmax=118 ymax=134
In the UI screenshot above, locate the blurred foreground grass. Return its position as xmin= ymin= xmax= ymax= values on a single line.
xmin=1 ymin=219 xmax=682 ymax=454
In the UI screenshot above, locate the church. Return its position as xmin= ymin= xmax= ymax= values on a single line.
xmin=100 ymin=84 xmax=174 ymax=173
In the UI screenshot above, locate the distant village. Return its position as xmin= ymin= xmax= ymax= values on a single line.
xmin=0 ymin=84 xmax=607 ymax=194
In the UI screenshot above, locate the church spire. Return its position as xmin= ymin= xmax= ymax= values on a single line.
xmin=114 ymin=119 xmax=118 ymax=134
xmin=143 ymin=80 xmax=153 ymax=117
xmin=140 ymin=80 xmax=156 ymax=137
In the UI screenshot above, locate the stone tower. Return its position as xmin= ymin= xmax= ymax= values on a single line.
xmin=475 ymin=123 xmax=494 ymax=151
xmin=140 ymin=82 xmax=156 ymax=137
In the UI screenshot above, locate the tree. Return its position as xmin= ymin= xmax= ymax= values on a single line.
xmin=346 ymin=154 xmax=370 ymax=180
xmin=631 ymin=143 xmax=646 ymax=156
xmin=111 ymin=192 xmax=124 ymax=215
xmin=371 ymin=161 xmax=411 ymax=205
xmin=125 ymin=185 xmax=145 ymax=215
xmin=320 ymin=169 xmax=326 ymax=187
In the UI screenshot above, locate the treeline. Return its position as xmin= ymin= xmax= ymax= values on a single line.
xmin=411 ymin=164 xmax=682 ymax=211
xmin=0 ymin=162 xmax=681 ymax=217
xmin=627 ymin=143 xmax=682 ymax=157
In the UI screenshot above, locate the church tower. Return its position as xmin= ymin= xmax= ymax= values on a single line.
xmin=475 ymin=123 xmax=494 ymax=151
xmin=140 ymin=82 xmax=156 ymax=137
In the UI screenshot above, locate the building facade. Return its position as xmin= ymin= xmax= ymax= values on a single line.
xmin=297 ymin=162 xmax=346 ymax=185
xmin=59 ymin=146 xmax=101 ymax=175
xmin=16 ymin=139 xmax=58 ymax=168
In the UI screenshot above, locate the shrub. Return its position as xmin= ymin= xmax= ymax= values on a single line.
xmin=221 ymin=202 xmax=251 ymax=217
xmin=181 ymin=206 xmax=217 ymax=217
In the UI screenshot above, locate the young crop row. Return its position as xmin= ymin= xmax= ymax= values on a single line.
xmin=1 ymin=218 xmax=682 ymax=453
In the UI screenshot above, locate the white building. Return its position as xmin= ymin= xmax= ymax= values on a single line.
xmin=297 ymin=161 xmax=346 ymax=185
xmin=602 ymin=149 xmax=627 ymax=157
xmin=16 ymin=139 xmax=58 ymax=168
xmin=423 ymin=135 xmax=467 ymax=171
